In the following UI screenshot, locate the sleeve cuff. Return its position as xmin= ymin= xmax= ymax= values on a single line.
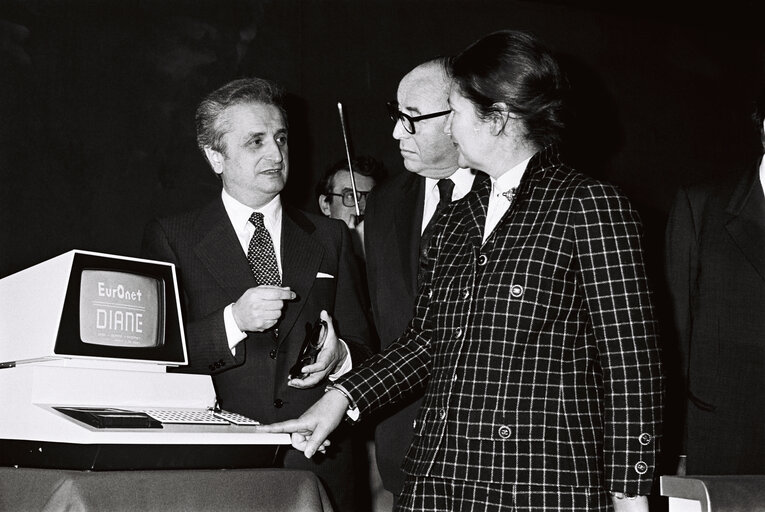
xmin=223 ymin=303 xmax=247 ymax=355
xmin=328 ymin=339 xmax=353 ymax=380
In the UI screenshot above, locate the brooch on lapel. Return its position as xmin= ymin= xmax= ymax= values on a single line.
xmin=501 ymin=187 xmax=517 ymax=205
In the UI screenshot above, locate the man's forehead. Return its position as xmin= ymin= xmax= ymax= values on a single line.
xmin=221 ymin=102 xmax=286 ymax=130
xmin=397 ymin=75 xmax=448 ymax=113
xmin=331 ymin=170 xmax=375 ymax=190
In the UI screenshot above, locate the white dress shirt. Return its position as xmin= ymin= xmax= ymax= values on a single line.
xmin=421 ymin=167 xmax=476 ymax=233
xmin=483 ymin=156 xmax=531 ymax=242
xmin=219 ymin=190 xmax=351 ymax=378
xmin=759 ymin=154 xmax=765 ymax=200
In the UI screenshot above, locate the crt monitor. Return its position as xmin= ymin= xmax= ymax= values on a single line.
xmin=54 ymin=252 xmax=185 ymax=364
xmin=0 ymin=250 xmax=187 ymax=367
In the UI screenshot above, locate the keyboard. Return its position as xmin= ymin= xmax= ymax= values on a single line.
xmin=140 ymin=408 xmax=260 ymax=426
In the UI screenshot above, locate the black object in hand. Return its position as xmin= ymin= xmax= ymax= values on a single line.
xmin=288 ymin=318 xmax=327 ymax=380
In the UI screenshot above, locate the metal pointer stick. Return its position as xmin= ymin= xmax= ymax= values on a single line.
xmin=336 ymin=102 xmax=361 ymax=218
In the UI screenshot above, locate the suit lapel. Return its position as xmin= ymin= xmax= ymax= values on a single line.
xmin=194 ymin=199 xmax=256 ymax=292
xmin=466 ymin=172 xmax=491 ymax=248
xmin=394 ymin=174 xmax=425 ymax=293
xmin=278 ymin=206 xmax=323 ymax=343
xmin=725 ymin=161 xmax=765 ymax=282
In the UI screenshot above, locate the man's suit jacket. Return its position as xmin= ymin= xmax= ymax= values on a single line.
xmin=363 ymin=171 xmax=426 ymax=495
xmin=142 ymin=197 xmax=373 ymax=511
xmin=665 ymin=159 xmax=765 ymax=474
xmin=341 ymin=146 xmax=663 ymax=502
xmin=364 ymin=169 xmax=487 ymax=495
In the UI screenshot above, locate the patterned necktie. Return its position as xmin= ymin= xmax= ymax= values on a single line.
xmin=418 ymin=178 xmax=455 ymax=284
xmin=247 ymin=212 xmax=281 ymax=287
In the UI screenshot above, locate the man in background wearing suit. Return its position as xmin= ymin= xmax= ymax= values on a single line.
xmin=665 ymin=88 xmax=765 ymax=475
xmin=362 ymin=57 xmax=485 ymax=505
xmin=142 ymin=77 xmax=373 ymax=512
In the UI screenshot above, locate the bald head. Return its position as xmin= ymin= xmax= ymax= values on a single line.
xmin=399 ymin=59 xmax=451 ymax=105
xmin=393 ymin=58 xmax=460 ymax=178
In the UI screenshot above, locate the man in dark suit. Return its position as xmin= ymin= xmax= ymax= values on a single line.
xmin=265 ymin=31 xmax=663 ymax=511
xmin=665 ymin=88 xmax=765 ymax=475
xmin=362 ymin=57 xmax=484 ymax=503
xmin=142 ymin=77 xmax=373 ymax=512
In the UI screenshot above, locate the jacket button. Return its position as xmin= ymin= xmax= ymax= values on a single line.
xmin=412 ymin=420 xmax=417 ymax=429
xmin=452 ymin=372 xmax=458 ymax=382
xmin=208 ymin=364 xmax=215 ymax=371
xmin=462 ymin=289 xmax=470 ymax=299
xmin=634 ymin=461 xmax=648 ymax=474
xmin=439 ymin=409 xmax=447 ymax=420
xmin=273 ymin=399 xmax=284 ymax=408
xmin=427 ymin=288 xmax=433 ymax=298
xmin=498 ymin=425 xmax=512 ymax=439
xmin=455 ymin=327 xmax=463 ymax=339
xmin=477 ymin=254 xmax=488 ymax=266
xmin=639 ymin=433 xmax=651 ymax=446
xmin=510 ymin=285 xmax=523 ymax=297
xmin=269 ymin=350 xmax=277 ymax=359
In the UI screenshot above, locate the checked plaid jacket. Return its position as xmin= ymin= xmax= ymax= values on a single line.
xmin=338 ymin=146 xmax=664 ymax=497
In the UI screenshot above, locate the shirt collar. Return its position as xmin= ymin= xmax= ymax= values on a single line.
xmin=221 ymin=189 xmax=282 ymax=233
xmin=424 ymin=167 xmax=476 ymax=200
xmin=491 ymin=156 xmax=531 ymax=196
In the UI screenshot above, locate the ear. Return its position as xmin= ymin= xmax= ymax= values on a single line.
xmin=318 ymin=195 xmax=332 ymax=217
xmin=203 ymin=146 xmax=224 ymax=175
xmin=489 ymin=102 xmax=517 ymax=136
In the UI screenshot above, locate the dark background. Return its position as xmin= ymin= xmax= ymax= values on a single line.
xmin=1 ymin=0 xmax=763 ymax=277
xmin=1 ymin=0 xmax=763 ymax=493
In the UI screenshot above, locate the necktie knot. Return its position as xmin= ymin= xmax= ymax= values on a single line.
xmin=437 ymin=178 xmax=455 ymax=206
xmin=249 ymin=211 xmax=265 ymax=229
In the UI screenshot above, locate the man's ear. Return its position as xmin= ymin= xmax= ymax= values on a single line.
xmin=318 ymin=195 xmax=332 ymax=217
xmin=203 ymin=147 xmax=224 ymax=175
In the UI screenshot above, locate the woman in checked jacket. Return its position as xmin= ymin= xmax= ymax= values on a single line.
xmin=263 ymin=29 xmax=664 ymax=512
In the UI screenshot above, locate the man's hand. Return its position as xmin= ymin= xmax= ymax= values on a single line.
xmin=257 ymin=388 xmax=349 ymax=458
xmin=232 ymin=285 xmax=295 ymax=332
xmin=288 ymin=310 xmax=348 ymax=389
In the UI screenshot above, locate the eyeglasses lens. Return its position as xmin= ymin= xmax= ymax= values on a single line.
xmin=342 ymin=191 xmax=368 ymax=208
xmin=387 ymin=102 xmax=415 ymax=134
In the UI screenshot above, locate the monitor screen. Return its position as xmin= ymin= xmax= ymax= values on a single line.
xmin=79 ymin=270 xmax=164 ymax=348
xmin=54 ymin=252 xmax=186 ymax=365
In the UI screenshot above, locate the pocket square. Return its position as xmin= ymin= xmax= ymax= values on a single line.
xmin=316 ymin=272 xmax=334 ymax=279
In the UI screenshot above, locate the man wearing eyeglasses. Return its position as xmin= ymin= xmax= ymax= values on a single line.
xmin=317 ymin=155 xmax=388 ymax=229
xmin=362 ymin=57 xmax=486 ymax=507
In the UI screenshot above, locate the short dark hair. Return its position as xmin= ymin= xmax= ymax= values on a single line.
xmin=448 ymin=30 xmax=568 ymax=149
xmin=195 ymin=77 xmax=287 ymax=157
xmin=316 ymin=156 xmax=387 ymax=198
xmin=752 ymin=87 xmax=765 ymax=151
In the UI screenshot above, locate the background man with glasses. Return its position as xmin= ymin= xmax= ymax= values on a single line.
xmin=361 ymin=56 xmax=486 ymax=508
xmin=317 ymin=155 xmax=387 ymax=229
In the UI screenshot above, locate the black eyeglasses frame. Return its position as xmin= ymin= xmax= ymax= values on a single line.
xmin=386 ymin=101 xmax=451 ymax=134
xmin=325 ymin=190 xmax=371 ymax=208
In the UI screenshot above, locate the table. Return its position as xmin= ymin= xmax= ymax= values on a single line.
xmin=0 ymin=467 xmax=334 ymax=512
